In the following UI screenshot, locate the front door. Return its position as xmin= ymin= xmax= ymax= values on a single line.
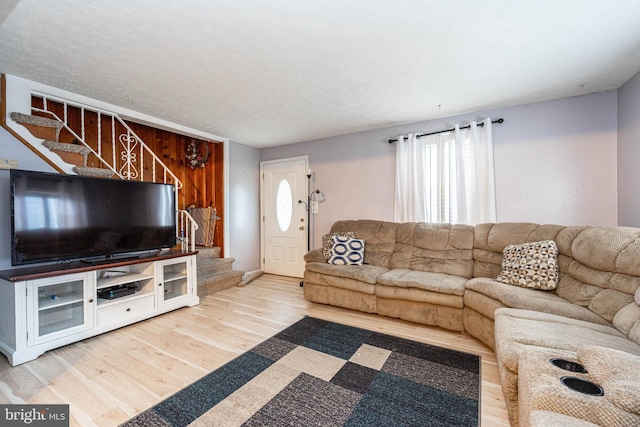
xmin=261 ymin=157 xmax=308 ymax=278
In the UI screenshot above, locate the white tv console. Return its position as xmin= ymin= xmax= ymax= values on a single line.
xmin=0 ymin=250 xmax=198 ymax=366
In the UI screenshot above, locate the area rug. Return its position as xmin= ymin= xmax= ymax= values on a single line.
xmin=121 ymin=317 xmax=480 ymax=426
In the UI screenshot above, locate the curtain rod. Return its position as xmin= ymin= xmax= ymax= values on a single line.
xmin=388 ymin=118 xmax=504 ymax=144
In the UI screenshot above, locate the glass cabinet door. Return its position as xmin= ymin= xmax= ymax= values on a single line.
xmin=28 ymin=273 xmax=93 ymax=345
xmin=157 ymin=259 xmax=191 ymax=306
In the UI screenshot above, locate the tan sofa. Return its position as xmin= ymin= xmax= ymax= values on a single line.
xmin=304 ymin=220 xmax=474 ymax=330
xmin=303 ymin=220 xmax=640 ymax=426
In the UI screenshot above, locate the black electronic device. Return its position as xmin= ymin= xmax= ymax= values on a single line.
xmin=97 ymin=284 xmax=137 ymax=300
xmin=10 ymin=169 xmax=177 ymax=266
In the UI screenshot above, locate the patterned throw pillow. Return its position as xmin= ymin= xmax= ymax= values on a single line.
xmin=496 ymin=240 xmax=559 ymax=290
xmin=322 ymin=232 xmax=356 ymax=260
xmin=328 ymin=235 xmax=365 ymax=265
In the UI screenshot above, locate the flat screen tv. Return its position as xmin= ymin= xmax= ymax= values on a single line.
xmin=10 ymin=169 xmax=177 ymax=266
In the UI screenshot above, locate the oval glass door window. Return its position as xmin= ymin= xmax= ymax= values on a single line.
xmin=276 ymin=179 xmax=293 ymax=232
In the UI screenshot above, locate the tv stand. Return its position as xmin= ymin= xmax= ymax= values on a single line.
xmin=0 ymin=250 xmax=198 ymax=366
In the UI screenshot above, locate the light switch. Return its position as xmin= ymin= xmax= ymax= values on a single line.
xmin=0 ymin=158 xmax=18 ymax=170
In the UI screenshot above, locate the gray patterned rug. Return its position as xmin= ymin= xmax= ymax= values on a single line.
xmin=121 ymin=317 xmax=480 ymax=426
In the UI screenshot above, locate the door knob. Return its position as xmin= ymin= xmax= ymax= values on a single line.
xmin=299 ymin=226 xmax=305 ymax=230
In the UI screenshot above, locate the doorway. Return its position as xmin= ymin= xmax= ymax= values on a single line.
xmin=261 ymin=156 xmax=309 ymax=278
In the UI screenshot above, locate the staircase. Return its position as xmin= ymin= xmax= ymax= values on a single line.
xmin=4 ymin=82 xmax=248 ymax=295
xmin=11 ymin=112 xmax=114 ymax=178
xmin=196 ymin=247 xmax=245 ymax=296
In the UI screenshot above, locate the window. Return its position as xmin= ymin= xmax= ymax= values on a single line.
xmin=394 ymin=120 xmax=496 ymax=225
xmin=424 ymin=132 xmax=472 ymax=223
xmin=275 ymin=178 xmax=292 ymax=232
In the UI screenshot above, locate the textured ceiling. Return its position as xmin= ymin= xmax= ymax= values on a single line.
xmin=1 ymin=1 xmax=640 ymax=148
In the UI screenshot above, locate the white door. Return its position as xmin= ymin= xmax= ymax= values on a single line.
xmin=261 ymin=157 xmax=308 ymax=277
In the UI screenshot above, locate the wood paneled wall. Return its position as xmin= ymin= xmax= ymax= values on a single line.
xmin=32 ymin=96 xmax=225 ymax=252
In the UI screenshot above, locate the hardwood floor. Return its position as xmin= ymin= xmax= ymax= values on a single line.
xmin=0 ymin=274 xmax=510 ymax=426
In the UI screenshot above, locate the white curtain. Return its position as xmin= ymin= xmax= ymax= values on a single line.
xmin=458 ymin=119 xmax=497 ymax=224
xmin=394 ymin=119 xmax=497 ymax=225
xmin=394 ymin=133 xmax=428 ymax=222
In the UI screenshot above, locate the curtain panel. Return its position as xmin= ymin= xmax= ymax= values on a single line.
xmin=394 ymin=133 xmax=428 ymax=222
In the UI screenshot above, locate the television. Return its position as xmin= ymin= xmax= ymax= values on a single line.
xmin=10 ymin=169 xmax=177 ymax=266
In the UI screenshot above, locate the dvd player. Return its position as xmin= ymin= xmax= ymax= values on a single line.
xmin=98 ymin=284 xmax=137 ymax=300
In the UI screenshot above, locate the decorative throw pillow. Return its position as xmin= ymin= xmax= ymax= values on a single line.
xmin=322 ymin=232 xmax=356 ymax=260
xmin=496 ymin=240 xmax=559 ymax=290
xmin=328 ymin=235 xmax=365 ymax=265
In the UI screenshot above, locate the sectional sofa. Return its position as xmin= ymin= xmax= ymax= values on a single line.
xmin=303 ymin=220 xmax=640 ymax=426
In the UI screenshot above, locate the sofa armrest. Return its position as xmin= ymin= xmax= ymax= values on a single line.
xmin=304 ymin=248 xmax=326 ymax=263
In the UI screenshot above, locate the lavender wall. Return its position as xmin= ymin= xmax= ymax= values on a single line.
xmin=617 ymin=70 xmax=640 ymax=227
xmin=261 ymin=91 xmax=618 ymax=249
xmin=228 ymin=140 xmax=261 ymax=271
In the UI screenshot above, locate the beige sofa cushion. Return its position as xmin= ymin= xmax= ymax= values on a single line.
xmin=577 ymin=346 xmax=640 ymax=416
xmin=557 ymin=226 xmax=640 ymax=322
xmin=473 ymin=223 xmax=566 ymax=279
xmin=304 ymin=248 xmax=326 ymax=263
xmin=390 ymin=222 xmax=474 ymax=278
xmin=608 ymin=288 xmax=640 ymax=347
xmin=305 ymin=262 xmax=388 ymax=286
xmin=529 ymin=411 xmax=599 ymax=427
xmin=494 ymin=308 xmax=640 ymax=375
xmin=466 ymin=278 xmax=610 ymax=325
xmin=473 ymin=223 xmax=640 ymax=330
xmin=518 ymin=348 xmax=640 ymax=427
xmin=493 ymin=308 xmax=640 ymax=418
xmin=613 ymin=302 xmax=640 ymax=337
xmin=377 ymin=269 xmax=467 ymax=295
xmin=330 ymin=220 xmax=398 ymax=268
xmin=565 ymin=226 xmax=640 ymax=277
xmin=376 ymin=269 xmax=467 ymax=308
xmin=303 ymin=270 xmax=377 ymax=296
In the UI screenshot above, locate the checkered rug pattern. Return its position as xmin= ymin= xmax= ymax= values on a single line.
xmin=122 ymin=317 xmax=480 ymax=426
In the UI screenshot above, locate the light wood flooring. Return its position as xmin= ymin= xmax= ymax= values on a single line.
xmin=0 ymin=274 xmax=510 ymax=426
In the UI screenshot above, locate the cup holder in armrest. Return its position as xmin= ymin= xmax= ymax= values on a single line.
xmin=550 ymin=358 xmax=588 ymax=373
xmin=560 ymin=376 xmax=604 ymax=396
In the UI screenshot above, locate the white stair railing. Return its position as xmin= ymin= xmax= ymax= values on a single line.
xmin=31 ymin=92 xmax=182 ymax=188
xmin=178 ymin=210 xmax=199 ymax=252
xmin=27 ymin=92 xmax=198 ymax=250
